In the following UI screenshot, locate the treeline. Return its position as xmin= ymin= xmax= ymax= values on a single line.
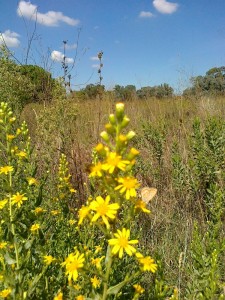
xmin=183 ymin=66 xmax=225 ymax=97
xmin=1 ymin=45 xmax=225 ymax=111
xmin=76 ymin=83 xmax=174 ymax=100
xmin=76 ymin=67 xmax=225 ymax=100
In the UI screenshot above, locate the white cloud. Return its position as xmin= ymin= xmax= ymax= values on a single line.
xmin=0 ymin=30 xmax=20 ymax=47
xmin=153 ymin=0 xmax=179 ymax=14
xmin=90 ymin=56 xmax=99 ymax=61
xmin=91 ymin=64 xmax=99 ymax=69
xmin=139 ymin=11 xmax=154 ymax=18
xmin=17 ymin=1 xmax=80 ymax=27
xmin=61 ymin=43 xmax=77 ymax=50
xmin=51 ymin=50 xmax=74 ymax=64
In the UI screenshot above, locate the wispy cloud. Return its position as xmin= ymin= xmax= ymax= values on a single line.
xmin=90 ymin=56 xmax=99 ymax=61
xmin=153 ymin=0 xmax=179 ymax=14
xmin=139 ymin=11 xmax=154 ymax=18
xmin=0 ymin=30 xmax=20 ymax=47
xmin=61 ymin=43 xmax=77 ymax=50
xmin=17 ymin=1 xmax=80 ymax=27
xmin=51 ymin=50 xmax=74 ymax=64
xmin=91 ymin=64 xmax=99 ymax=69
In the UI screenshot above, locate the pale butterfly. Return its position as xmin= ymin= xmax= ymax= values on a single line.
xmin=140 ymin=187 xmax=157 ymax=204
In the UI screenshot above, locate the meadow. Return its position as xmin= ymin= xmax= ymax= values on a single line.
xmin=0 ymin=94 xmax=224 ymax=299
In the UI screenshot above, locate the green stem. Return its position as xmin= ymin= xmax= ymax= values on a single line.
xmin=102 ymin=245 xmax=113 ymax=300
xmin=9 ymin=172 xmax=20 ymax=274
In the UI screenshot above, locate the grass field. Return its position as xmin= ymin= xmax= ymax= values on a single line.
xmin=0 ymin=95 xmax=224 ymax=299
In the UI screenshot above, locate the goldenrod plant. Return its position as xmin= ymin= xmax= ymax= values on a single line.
xmin=0 ymin=102 xmax=158 ymax=299
xmin=60 ymin=102 xmax=158 ymax=299
xmin=0 ymin=102 xmax=44 ymax=299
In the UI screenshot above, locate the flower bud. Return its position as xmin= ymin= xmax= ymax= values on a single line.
xmin=115 ymin=103 xmax=125 ymax=121
xmin=105 ymin=123 xmax=116 ymax=135
xmin=100 ymin=131 xmax=110 ymax=142
xmin=126 ymin=131 xmax=136 ymax=140
xmin=109 ymin=114 xmax=116 ymax=125
xmin=120 ymin=116 xmax=130 ymax=128
xmin=127 ymin=147 xmax=139 ymax=160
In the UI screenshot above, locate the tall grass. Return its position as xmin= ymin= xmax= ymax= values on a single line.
xmin=12 ymin=95 xmax=225 ymax=298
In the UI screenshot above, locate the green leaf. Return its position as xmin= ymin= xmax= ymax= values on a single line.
xmin=24 ymin=239 xmax=33 ymax=249
xmin=107 ymin=280 xmax=126 ymax=295
xmin=4 ymin=252 xmax=17 ymax=265
xmin=35 ymin=184 xmax=44 ymax=207
xmin=105 ymin=244 xmax=111 ymax=266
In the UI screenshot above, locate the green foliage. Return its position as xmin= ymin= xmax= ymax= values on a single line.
xmin=18 ymin=65 xmax=56 ymax=103
xmin=188 ymin=117 xmax=225 ymax=217
xmin=114 ymin=85 xmax=137 ymax=101
xmin=0 ymin=46 xmax=66 ymax=113
xmin=114 ymin=84 xmax=174 ymax=101
xmin=0 ymin=46 xmax=35 ymax=112
xmin=186 ymin=184 xmax=225 ymax=299
xmin=183 ymin=66 xmax=225 ymax=97
xmin=137 ymin=84 xmax=174 ymax=99
xmin=77 ymin=84 xmax=105 ymax=100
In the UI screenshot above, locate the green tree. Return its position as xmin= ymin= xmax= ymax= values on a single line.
xmin=18 ymin=65 xmax=56 ymax=103
xmin=0 ymin=46 xmax=34 ymax=112
xmin=183 ymin=66 xmax=225 ymax=96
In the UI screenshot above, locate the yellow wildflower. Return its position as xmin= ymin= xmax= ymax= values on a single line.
xmin=76 ymin=296 xmax=85 ymax=300
xmin=54 ymin=291 xmax=63 ymax=300
xmin=134 ymin=200 xmax=151 ymax=214
xmin=136 ymin=253 xmax=157 ymax=273
xmin=0 ymin=199 xmax=8 ymax=210
xmin=27 ymin=177 xmax=38 ymax=186
xmin=16 ymin=151 xmax=27 ymax=158
xmin=9 ymin=117 xmax=16 ymax=123
xmin=34 ymin=207 xmax=45 ymax=214
xmin=102 ymin=152 xmax=130 ymax=173
xmin=74 ymin=284 xmax=81 ymax=291
xmin=91 ymin=275 xmax=101 ymax=289
xmin=89 ymin=195 xmax=120 ymax=229
xmin=95 ymin=143 xmax=104 ymax=153
xmin=94 ymin=245 xmax=102 ymax=254
xmin=43 ymin=255 xmax=56 ymax=265
xmin=0 ymin=288 xmax=12 ymax=298
xmin=51 ymin=210 xmax=60 ymax=216
xmin=115 ymin=176 xmax=139 ymax=199
xmin=89 ymin=162 xmax=103 ymax=177
xmin=0 ymin=242 xmax=7 ymax=249
xmin=133 ymin=284 xmax=145 ymax=294
xmin=108 ymin=228 xmax=138 ymax=258
xmin=11 ymin=192 xmax=27 ymax=208
xmin=30 ymin=223 xmax=40 ymax=232
xmin=70 ymin=188 xmax=76 ymax=193
xmin=16 ymin=128 xmax=21 ymax=135
xmin=6 ymin=134 xmax=15 ymax=141
xmin=61 ymin=251 xmax=85 ymax=282
xmin=91 ymin=256 xmax=105 ymax=270
xmin=129 ymin=147 xmax=139 ymax=157
xmin=0 ymin=275 xmax=3 ymax=281
xmin=0 ymin=166 xmax=13 ymax=175
xmin=78 ymin=206 xmax=90 ymax=225
xmin=68 ymin=219 xmax=76 ymax=225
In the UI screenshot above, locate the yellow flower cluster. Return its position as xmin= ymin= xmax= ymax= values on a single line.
xmin=60 ymin=103 xmax=157 ymax=297
xmin=61 ymin=251 xmax=85 ymax=282
xmin=58 ymin=154 xmax=76 ymax=195
xmin=0 ymin=288 xmax=12 ymax=298
xmin=0 ymin=166 xmax=13 ymax=175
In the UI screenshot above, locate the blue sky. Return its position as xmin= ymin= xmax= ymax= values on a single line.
xmin=1 ymin=0 xmax=225 ymax=92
